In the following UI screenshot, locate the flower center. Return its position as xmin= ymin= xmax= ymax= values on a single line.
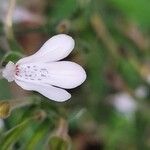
xmin=2 ymin=61 xmax=16 ymax=82
xmin=15 ymin=64 xmax=49 ymax=82
xmin=15 ymin=65 xmax=20 ymax=76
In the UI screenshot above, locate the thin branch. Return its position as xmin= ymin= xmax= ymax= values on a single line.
xmin=3 ymin=0 xmax=22 ymax=52
xmin=4 ymin=0 xmax=16 ymax=40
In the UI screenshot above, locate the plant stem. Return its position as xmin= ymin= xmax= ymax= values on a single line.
xmin=4 ymin=0 xmax=22 ymax=52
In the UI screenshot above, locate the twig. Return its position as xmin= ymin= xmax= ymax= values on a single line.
xmin=4 ymin=0 xmax=16 ymax=40
xmin=3 ymin=0 xmax=22 ymax=52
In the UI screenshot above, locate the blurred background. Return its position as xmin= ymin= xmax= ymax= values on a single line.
xmin=0 ymin=0 xmax=150 ymax=149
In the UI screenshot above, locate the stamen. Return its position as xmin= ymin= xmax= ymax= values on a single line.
xmin=15 ymin=65 xmax=20 ymax=76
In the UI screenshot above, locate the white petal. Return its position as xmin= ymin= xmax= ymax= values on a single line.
xmin=15 ymin=79 xmax=71 ymax=102
xmin=17 ymin=34 xmax=74 ymax=64
xmin=15 ymin=61 xmax=86 ymax=89
xmin=43 ymin=61 xmax=86 ymax=89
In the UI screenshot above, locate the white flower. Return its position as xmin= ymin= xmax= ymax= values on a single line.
xmin=112 ymin=92 xmax=137 ymax=115
xmin=2 ymin=34 xmax=86 ymax=102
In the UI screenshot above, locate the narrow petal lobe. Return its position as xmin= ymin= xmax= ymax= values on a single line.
xmin=15 ymin=79 xmax=71 ymax=102
xmin=17 ymin=34 xmax=75 ymax=64
xmin=43 ymin=61 xmax=86 ymax=89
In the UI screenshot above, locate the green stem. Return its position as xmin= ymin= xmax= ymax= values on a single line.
xmin=4 ymin=0 xmax=22 ymax=52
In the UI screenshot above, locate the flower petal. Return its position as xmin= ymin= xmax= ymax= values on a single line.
xmin=42 ymin=61 xmax=86 ymax=89
xmin=14 ymin=61 xmax=86 ymax=89
xmin=15 ymin=79 xmax=71 ymax=102
xmin=17 ymin=34 xmax=74 ymax=64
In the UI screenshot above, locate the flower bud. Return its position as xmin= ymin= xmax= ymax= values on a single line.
xmin=0 ymin=101 xmax=11 ymax=119
xmin=0 ymin=97 xmax=36 ymax=119
xmin=48 ymin=118 xmax=71 ymax=150
xmin=56 ymin=20 xmax=71 ymax=34
xmin=34 ymin=110 xmax=47 ymax=122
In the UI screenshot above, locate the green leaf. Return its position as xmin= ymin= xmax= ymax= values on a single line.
xmin=24 ymin=121 xmax=50 ymax=150
xmin=1 ymin=51 xmax=23 ymax=66
xmin=0 ymin=119 xmax=31 ymax=150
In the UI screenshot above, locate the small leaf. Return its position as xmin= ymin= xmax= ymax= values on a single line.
xmin=0 ymin=119 xmax=31 ymax=150
xmin=24 ymin=120 xmax=50 ymax=150
xmin=1 ymin=51 xmax=23 ymax=66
